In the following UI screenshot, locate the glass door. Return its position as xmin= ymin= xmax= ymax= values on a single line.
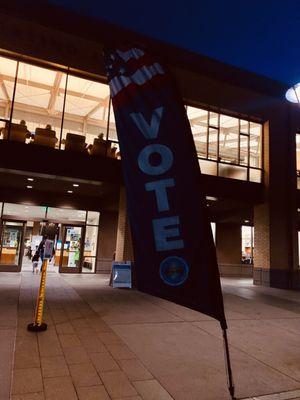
xmin=0 ymin=220 xmax=25 ymax=269
xmin=59 ymin=225 xmax=84 ymax=273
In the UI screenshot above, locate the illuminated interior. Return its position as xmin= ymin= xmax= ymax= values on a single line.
xmin=0 ymin=53 xmax=262 ymax=182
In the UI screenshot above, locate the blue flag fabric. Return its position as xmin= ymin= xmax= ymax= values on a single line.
xmin=104 ymin=46 xmax=227 ymax=328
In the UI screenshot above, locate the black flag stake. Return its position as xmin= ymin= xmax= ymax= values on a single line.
xmin=222 ymin=326 xmax=236 ymax=399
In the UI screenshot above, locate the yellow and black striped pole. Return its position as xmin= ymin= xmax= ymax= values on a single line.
xmin=27 ymin=259 xmax=48 ymax=332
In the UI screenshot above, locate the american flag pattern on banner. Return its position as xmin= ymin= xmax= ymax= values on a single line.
xmin=104 ymin=46 xmax=227 ymax=329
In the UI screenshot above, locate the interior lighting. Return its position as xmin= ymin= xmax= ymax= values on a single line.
xmin=67 ymin=190 xmax=73 ymax=194
xmin=26 ymin=185 xmax=33 ymax=189
xmin=27 ymin=178 xmax=34 ymax=181
xmin=73 ymin=183 xmax=79 ymax=187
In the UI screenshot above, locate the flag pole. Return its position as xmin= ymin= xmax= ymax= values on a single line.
xmin=222 ymin=326 xmax=236 ymax=399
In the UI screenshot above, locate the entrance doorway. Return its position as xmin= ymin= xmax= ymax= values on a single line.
xmin=0 ymin=203 xmax=100 ymax=273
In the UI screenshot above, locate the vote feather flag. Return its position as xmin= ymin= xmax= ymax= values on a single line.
xmin=104 ymin=46 xmax=227 ymax=329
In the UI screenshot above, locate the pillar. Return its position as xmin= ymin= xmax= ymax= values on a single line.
xmin=216 ymin=222 xmax=244 ymax=276
xmin=96 ymin=211 xmax=118 ymax=273
xmin=115 ymin=187 xmax=134 ymax=262
xmin=253 ymin=103 xmax=299 ymax=289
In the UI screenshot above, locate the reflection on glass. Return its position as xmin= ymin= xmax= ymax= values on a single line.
xmin=0 ymin=221 xmax=23 ymax=265
xmin=87 ymin=211 xmax=100 ymax=225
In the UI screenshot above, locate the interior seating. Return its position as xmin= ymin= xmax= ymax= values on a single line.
xmin=64 ymin=132 xmax=87 ymax=152
xmin=33 ymin=127 xmax=57 ymax=148
xmin=88 ymin=136 xmax=107 ymax=156
xmin=1 ymin=122 xmax=30 ymax=143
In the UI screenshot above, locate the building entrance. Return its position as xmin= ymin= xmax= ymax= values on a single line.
xmin=0 ymin=203 xmax=100 ymax=273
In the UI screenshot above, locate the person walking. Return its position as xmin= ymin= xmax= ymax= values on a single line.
xmin=32 ymin=246 xmax=39 ymax=273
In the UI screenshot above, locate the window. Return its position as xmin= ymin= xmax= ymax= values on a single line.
xmin=241 ymin=225 xmax=254 ymax=264
xmin=296 ymin=134 xmax=300 ymax=189
xmin=186 ymin=105 xmax=263 ymax=182
xmin=0 ymin=50 xmax=263 ymax=175
xmin=11 ymin=62 xmax=67 ymax=146
xmin=62 ymin=74 xmax=110 ymax=150
xmin=83 ymin=211 xmax=100 ymax=273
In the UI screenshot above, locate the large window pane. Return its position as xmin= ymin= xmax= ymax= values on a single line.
xmin=84 ymin=225 xmax=98 ymax=257
xmin=199 ymin=159 xmax=217 ymax=175
xmin=187 ymin=106 xmax=208 ymax=158
xmin=62 ymin=75 xmax=110 ymax=151
xmin=241 ymin=225 xmax=254 ymax=263
xmin=0 ymin=56 xmax=17 ymax=125
xmin=240 ymin=134 xmax=249 ymax=166
xmin=3 ymin=203 xmax=46 ymax=219
xmin=208 ymin=127 xmax=218 ymax=160
xmin=218 ymin=163 xmax=247 ymax=180
xmin=11 ymin=62 xmax=66 ymax=147
xmin=250 ymin=169 xmax=261 ymax=183
xmin=249 ymin=122 xmax=262 ymax=168
xmin=219 ymin=115 xmax=239 ymax=163
xmin=87 ymin=211 xmax=100 ymax=225
xmin=0 ymin=221 xmax=23 ymax=265
xmin=108 ymin=102 xmax=118 ymax=141
xmin=47 ymin=207 xmax=86 ymax=223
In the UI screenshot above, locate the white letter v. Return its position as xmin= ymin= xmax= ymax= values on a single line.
xmin=130 ymin=107 xmax=163 ymax=139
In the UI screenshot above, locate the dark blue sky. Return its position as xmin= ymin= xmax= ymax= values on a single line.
xmin=51 ymin=0 xmax=300 ymax=86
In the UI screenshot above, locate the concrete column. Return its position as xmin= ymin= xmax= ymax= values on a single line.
xmin=216 ymin=222 xmax=245 ymax=276
xmin=115 ymin=187 xmax=134 ymax=262
xmin=32 ymin=221 xmax=40 ymax=236
xmin=253 ymin=104 xmax=299 ymax=289
xmin=96 ymin=211 xmax=118 ymax=273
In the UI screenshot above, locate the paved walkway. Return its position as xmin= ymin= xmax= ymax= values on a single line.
xmin=1 ymin=272 xmax=300 ymax=400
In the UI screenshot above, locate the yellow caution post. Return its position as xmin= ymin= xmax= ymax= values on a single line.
xmin=27 ymin=258 xmax=49 ymax=332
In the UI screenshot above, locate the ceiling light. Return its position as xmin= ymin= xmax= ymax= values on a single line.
xmin=67 ymin=190 xmax=73 ymax=194
xmin=26 ymin=185 xmax=33 ymax=189
xmin=73 ymin=183 xmax=79 ymax=187
xmin=244 ymin=219 xmax=250 ymax=223
xmin=27 ymin=178 xmax=34 ymax=181
xmin=206 ymin=196 xmax=218 ymax=201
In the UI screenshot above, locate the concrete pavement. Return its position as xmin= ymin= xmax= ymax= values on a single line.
xmin=1 ymin=272 xmax=300 ymax=399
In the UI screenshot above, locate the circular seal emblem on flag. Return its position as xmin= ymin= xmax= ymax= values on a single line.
xmin=159 ymin=256 xmax=189 ymax=286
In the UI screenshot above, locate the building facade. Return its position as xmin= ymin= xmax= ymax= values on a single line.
xmin=0 ymin=2 xmax=299 ymax=289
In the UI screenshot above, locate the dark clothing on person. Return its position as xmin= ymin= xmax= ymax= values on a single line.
xmin=32 ymin=251 xmax=39 ymax=262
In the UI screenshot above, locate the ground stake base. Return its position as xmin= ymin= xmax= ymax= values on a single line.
xmin=27 ymin=322 xmax=47 ymax=332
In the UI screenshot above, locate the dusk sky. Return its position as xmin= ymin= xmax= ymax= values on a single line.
xmin=50 ymin=0 xmax=300 ymax=86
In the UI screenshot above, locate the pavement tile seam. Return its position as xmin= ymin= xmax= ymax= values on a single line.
xmin=191 ymin=322 xmax=300 ymax=387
